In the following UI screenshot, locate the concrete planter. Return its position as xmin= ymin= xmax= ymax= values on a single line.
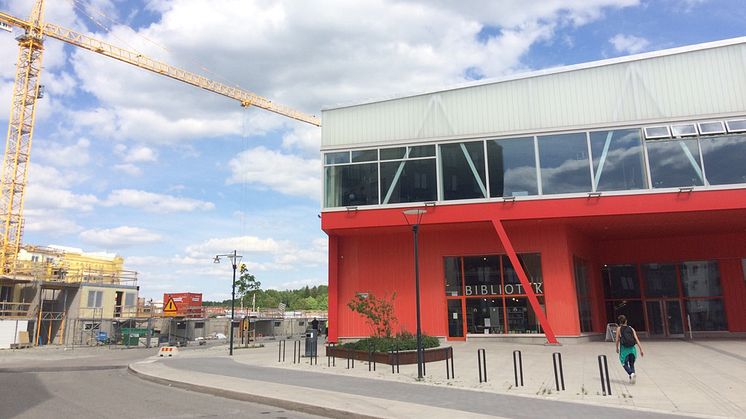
xmin=326 ymin=345 xmax=451 ymax=365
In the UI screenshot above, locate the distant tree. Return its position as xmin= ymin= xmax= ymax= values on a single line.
xmin=236 ymin=264 xmax=261 ymax=308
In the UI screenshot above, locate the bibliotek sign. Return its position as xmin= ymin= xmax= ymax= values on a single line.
xmin=464 ymin=282 xmax=543 ymax=296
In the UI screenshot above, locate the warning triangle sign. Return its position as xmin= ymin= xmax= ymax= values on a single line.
xmin=164 ymin=298 xmax=178 ymax=313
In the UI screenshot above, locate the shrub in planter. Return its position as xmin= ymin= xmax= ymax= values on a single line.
xmin=340 ymin=332 xmax=439 ymax=353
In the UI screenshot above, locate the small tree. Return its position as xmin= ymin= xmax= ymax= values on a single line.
xmin=237 ymin=264 xmax=261 ymax=309
xmin=347 ymin=292 xmax=397 ymax=338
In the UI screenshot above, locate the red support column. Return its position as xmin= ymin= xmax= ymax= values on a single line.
xmin=327 ymin=235 xmax=339 ymax=343
xmin=491 ymin=218 xmax=559 ymax=345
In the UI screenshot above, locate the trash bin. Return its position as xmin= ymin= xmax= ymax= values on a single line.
xmin=304 ymin=329 xmax=318 ymax=357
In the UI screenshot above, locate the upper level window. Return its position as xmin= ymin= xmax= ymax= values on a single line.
xmin=590 ymin=129 xmax=647 ymax=192
xmin=488 ymin=137 xmax=537 ymax=198
xmin=698 ymin=121 xmax=726 ymax=135
xmin=380 ymin=146 xmax=436 ymax=204
xmin=726 ymin=119 xmax=746 ymax=133
xmin=644 ymin=126 xmax=671 ymax=139
xmin=538 ymin=133 xmax=591 ymax=195
xmin=439 ymin=141 xmax=486 ymax=201
xmin=324 ymin=151 xmax=349 ymax=165
xmin=701 ymin=135 xmax=746 ymax=185
xmin=647 ymin=138 xmax=704 ymax=188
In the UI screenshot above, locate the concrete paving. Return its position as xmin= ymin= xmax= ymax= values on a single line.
xmin=128 ymin=337 xmax=746 ymax=418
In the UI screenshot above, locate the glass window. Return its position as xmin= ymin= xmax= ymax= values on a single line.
xmin=324 ymin=164 xmax=379 ymax=207
xmin=603 ymin=264 xmax=640 ymax=299
xmin=506 ymin=296 xmax=544 ymax=334
xmin=351 ymin=149 xmax=377 ymax=162
xmin=647 ymin=139 xmax=704 ymax=188
xmin=726 ymin=119 xmax=746 ymax=133
xmin=680 ymin=261 xmax=722 ymax=297
xmin=324 ymin=151 xmax=349 ymax=165
xmin=502 ymin=254 xmax=543 ymax=294
xmin=124 ymin=293 xmax=135 ymax=307
xmin=380 ymin=159 xmax=436 ymax=204
xmin=463 ymin=256 xmax=500 ymax=296
xmin=444 ymin=257 xmax=462 ymax=296
xmin=538 ymin=133 xmax=592 ymax=194
xmin=701 ymin=135 xmax=746 ymax=185
xmin=87 ymin=290 xmax=103 ymax=308
xmin=409 ymin=145 xmax=435 ymax=158
xmin=606 ymin=300 xmax=646 ymax=331
xmin=380 ymin=147 xmax=406 ymax=160
xmin=488 ymin=137 xmax=538 ymax=197
xmin=642 ymin=263 xmax=679 ymax=298
xmin=698 ymin=121 xmax=725 ymax=135
xmin=644 ymin=126 xmax=671 ymax=139
xmin=590 ymin=129 xmax=647 ymax=191
xmin=440 ymin=141 xmax=487 ymax=200
xmin=671 ymin=124 xmax=698 ymax=137
xmin=465 ymin=298 xmax=503 ymax=334
xmin=686 ymin=299 xmax=727 ymax=331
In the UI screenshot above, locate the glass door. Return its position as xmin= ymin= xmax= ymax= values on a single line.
xmin=646 ymin=300 xmax=684 ymax=336
xmin=447 ymin=299 xmax=465 ymax=339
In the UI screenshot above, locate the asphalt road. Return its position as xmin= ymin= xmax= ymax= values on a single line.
xmin=0 ymin=348 xmax=324 ymax=419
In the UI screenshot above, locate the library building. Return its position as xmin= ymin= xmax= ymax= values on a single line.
xmin=320 ymin=38 xmax=746 ymax=344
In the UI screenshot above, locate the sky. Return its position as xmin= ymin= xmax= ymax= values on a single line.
xmin=0 ymin=0 xmax=744 ymax=302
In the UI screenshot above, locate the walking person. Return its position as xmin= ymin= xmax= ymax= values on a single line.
xmin=616 ymin=314 xmax=644 ymax=383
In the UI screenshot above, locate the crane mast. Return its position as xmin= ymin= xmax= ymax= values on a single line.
xmin=0 ymin=1 xmax=320 ymax=274
xmin=0 ymin=1 xmax=46 ymax=273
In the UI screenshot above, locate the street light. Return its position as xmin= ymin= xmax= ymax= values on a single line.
xmin=403 ymin=208 xmax=427 ymax=380
xmin=213 ymin=250 xmax=243 ymax=356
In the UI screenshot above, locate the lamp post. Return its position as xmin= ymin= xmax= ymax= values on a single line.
xmin=403 ymin=208 xmax=426 ymax=380
xmin=214 ymin=250 xmax=243 ymax=356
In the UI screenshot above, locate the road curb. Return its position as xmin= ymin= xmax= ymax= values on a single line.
xmin=127 ymin=363 xmax=380 ymax=419
xmin=0 ymin=365 xmax=127 ymax=373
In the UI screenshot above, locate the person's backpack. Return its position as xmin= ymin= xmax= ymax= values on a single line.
xmin=620 ymin=325 xmax=636 ymax=347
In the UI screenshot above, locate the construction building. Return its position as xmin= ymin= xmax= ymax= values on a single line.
xmin=0 ymin=245 xmax=142 ymax=348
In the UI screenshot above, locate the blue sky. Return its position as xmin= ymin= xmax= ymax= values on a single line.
xmin=0 ymin=0 xmax=743 ymax=302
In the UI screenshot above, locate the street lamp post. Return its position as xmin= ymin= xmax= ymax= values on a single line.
xmin=214 ymin=250 xmax=243 ymax=356
xmin=403 ymin=208 xmax=426 ymax=380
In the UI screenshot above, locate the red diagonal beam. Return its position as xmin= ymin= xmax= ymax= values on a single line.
xmin=491 ymin=218 xmax=559 ymax=345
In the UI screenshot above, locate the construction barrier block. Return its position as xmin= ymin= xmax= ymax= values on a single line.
xmin=158 ymin=346 xmax=179 ymax=357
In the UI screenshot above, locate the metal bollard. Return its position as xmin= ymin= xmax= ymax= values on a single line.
xmin=598 ymin=355 xmax=612 ymax=396
xmin=347 ymin=348 xmax=355 ymax=369
xmin=278 ymin=340 xmax=286 ymax=362
xmin=390 ymin=347 xmax=400 ymax=374
xmin=477 ymin=348 xmax=487 ymax=383
xmin=552 ymin=352 xmax=565 ymax=391
xmin=513 ymin=350 xmax=524 ymax=387
xmin=310 ymin=340 xmax=318 ymax=365
xmin=293 ymin=340 xmax=301 ymax=364
xmin=445 ymin=346 xmax=455 ymax=379
xmin=368 ymin=344 xmax=376 ymax=371
xmin=327 ymin=343 xmax=335 ymax=367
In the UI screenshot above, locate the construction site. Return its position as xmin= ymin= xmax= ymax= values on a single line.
xmin=0 ymin=1 xmax=322 ymax=351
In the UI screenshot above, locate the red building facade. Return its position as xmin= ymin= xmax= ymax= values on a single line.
xmin=321 ymin=39 xmax=746 ymax=343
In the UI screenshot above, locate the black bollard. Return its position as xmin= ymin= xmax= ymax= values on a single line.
xmin=445 ymin=346 xmax=455 ymax=379
xmin=477 ymin=348 xmax=487 ymax=383
xmin=513 ymin=350 xmax=524 ymax=387
xmin=598 ymin=355 xmax=612 ymax=396
xmin=552 ymin=352 xmax=565 ymax=391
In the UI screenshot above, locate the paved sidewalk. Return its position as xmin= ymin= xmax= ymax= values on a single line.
xmin=129 ymin=337 xmax=746 ymax=418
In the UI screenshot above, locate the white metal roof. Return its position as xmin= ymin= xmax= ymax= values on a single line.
xmin=322 ymin=37 xmax=746 ymax=149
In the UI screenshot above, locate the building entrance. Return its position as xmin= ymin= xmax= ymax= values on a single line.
xmin=645 ymin=300 xmax=684 ymax=336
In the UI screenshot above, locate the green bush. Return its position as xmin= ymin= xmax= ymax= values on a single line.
xmin=339 ymin=332 xmax=440 ymax=352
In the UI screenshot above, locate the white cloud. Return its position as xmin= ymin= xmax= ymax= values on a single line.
xmin=609 ymin=33 xmax=650 ymax=54
xmin=227 ymin=146 xmax=320 ymax=200
xmin=103 ymin=189 xmax=215 ymax=212
xmin=115 ymin=144 xmax=158 ymax=163
xmin=23 ymin=209 xmax=82 ymax=236
xmin=24 ymin=184 xmax=99 ymax=212
xmin=185 ymin=236 xmax=282 ymax=259
xmin=34 ymin=138 xmax=91 ymax=168
xmin=282 ymin=125 xmax=321 ymax=156
xmin=58 ymin=0 xmax=641 ymax=144
xmin=80 ymin=226 xmax=163 ymax=247
xmin=114 ymin=163 xmax=142 ymax=176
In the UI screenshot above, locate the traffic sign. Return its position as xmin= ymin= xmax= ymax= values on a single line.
xmin=163 ymin=297 xmax=178 ymax=316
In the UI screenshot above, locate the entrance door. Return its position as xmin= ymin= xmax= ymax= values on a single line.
xmin=447 ymin=299 xmax=465 ymax=340
xmin=646 ymin=300 xmax=684 ymax=336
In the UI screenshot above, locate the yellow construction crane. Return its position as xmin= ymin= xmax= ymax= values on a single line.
xmin=0 ymin=1 xmax=321 ymax=273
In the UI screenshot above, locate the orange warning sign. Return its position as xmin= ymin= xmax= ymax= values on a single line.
xmin=163 ymin=297 xmax=178 ymax=316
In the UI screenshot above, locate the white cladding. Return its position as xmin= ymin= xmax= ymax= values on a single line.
xmin=322 ymin=38 xmax=746 ymax=149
